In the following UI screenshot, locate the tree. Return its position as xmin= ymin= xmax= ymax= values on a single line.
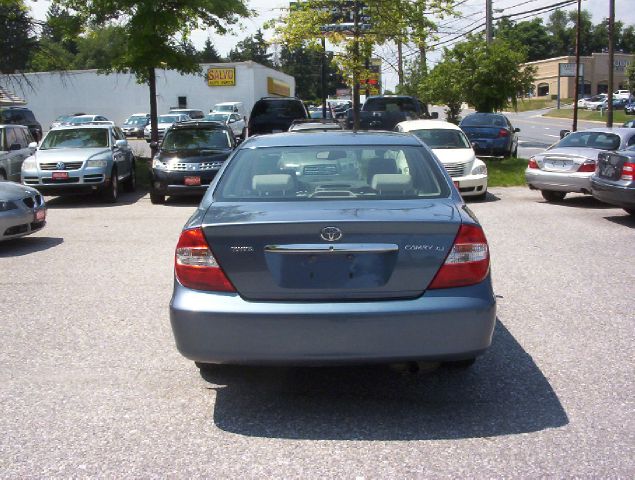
xmin=419 ymin=55 xmax=463 ymax=123
xmin=277 ymin=43 xmax=346 ymax=101
xmin=74 ymin=26 xmax=129 ymax=70
xmin=269 ymin=0 xmax=457 ymax=128
xmin=425 ymin=36 xmax=535 ymax=113
xmin=546 ymin=9 xmax=573 ymax=56
xmin=626 ymin=62 xmax=635 ymax=93
xmin=57 ymin=0 xmax=250 ymax=150
xmin=198 ymin=38 xmax=223 ymax=63
xmin=228 ymin=29 xmax=273 ymax=67
xmin=494 ymin=18 xmax=552 ymax=62
xmin=0 ymin=0 xmax=37 ymax=73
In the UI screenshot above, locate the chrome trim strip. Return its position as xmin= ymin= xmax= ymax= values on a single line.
xmin=264 ymin=243 xmax=399 ymax=254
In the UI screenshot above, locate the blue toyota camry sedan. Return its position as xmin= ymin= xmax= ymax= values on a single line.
xmin=170 ymin=131 xmax=496 ymax=370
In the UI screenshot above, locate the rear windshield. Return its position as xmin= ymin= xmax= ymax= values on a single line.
xmin=214 ymin=105 xmax=234 ymax=113
xmin=461 ymin=114 xmax=507 ymax=127
xmin=125 ymin=117 xmax=148 ymax=125
xmin=1 ymin=109 xmax=35 ymax=123
xmin=41 ymin=128 xmax=109 ymax=149
xmin=252 ymin=100 xmax=306 ymax=118
xmin=363 ymin=98 xmax=418 ymax=113
xmin=215 ymin=145 xmax=450 ymax=201
xmin=205 ymin=113 xmax=230 ymax=122
xmin=556 ymin=131 xmax=621 ymax=150
xmin=410 ymin=129 xmax=471 ymax=149
xmin=159 ymin=115 xmax=181 ymax=123
xmin=162 ymin=128 xmax=231 ymax=150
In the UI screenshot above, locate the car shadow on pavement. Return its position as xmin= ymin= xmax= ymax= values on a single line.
xmin=603 ymin=214 xmax=635 ymax=227
xmin=202 ymin=320 xmax=568 ymax=440
xmin=466 ymin=191 xmax=500 ymax=203
xmin=544 ymin=195 xmax=615 ymax=210
xmin=0 ymin=236 xmax=63 ymax=256
xmin=44 ymin=190 xmax=147 ymax=209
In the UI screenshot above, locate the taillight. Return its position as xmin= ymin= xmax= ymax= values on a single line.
xmin=621 ymin=162 xmax=635 ymax=181
xmin=498 ymin=128 xmax=509 ymax=137
xmin=528 ymin=157 xmax=539 ymax=169
xmin=428 ymin=224 xmax=490 ymax=289
xmin=577 ymin=161 xmax=596 ymax=173
xmin=174 ymin=227 xmax=235 ymax=292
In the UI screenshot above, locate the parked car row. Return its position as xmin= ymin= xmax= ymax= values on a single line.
xmin=525 ymin=127 xmax=635 ymax=216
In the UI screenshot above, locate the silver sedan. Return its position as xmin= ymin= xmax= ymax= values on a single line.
xmin=0 ymin=181 xmax=46 ymax=241
xmin=525 ymin=127 xmax=635 ymax=202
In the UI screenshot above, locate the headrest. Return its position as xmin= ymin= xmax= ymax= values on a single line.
xmin=371 ymin=174 xmax=413 ymax=192
xmin=252 ymin=174 xmax=294 ymax=193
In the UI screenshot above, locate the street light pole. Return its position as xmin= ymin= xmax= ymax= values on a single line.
xmin=485 ymin=0 xmax=493 ymax=44
xmin=321 ymin=36 xmax=327 ymax=119
xmin=352 ymin=0 xmax=360 ymax=131
xmin=607 ymin=0 xmax=615 ymax=127
xmin=572 ymin=0 xmax=581 ymax=132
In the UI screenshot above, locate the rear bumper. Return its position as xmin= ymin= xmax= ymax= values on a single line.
xmin=170 ymin=277 xmax=497 ymax=365
xmin=591 ymin=177 xmax=635 ymax=208
xmin=525 ymin=169 xmax=592 ymax=193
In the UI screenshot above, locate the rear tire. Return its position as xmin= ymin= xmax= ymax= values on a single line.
xmin=101 ymin=168 xmax=119 ymax=203
xmin=123 ymin=160 xmax=136 ymax=192
xmin=195 ymin=362 xmax=216 ymax=373
xmin=541 ymin=190 xmax=566 ymax=202
xmin=0 ymin=170 xmax=6 ymax=181
xmin=150 ymin=188 xmax=165 ymax=204
xmin=512 ymin=145 xmax=518 ymax=158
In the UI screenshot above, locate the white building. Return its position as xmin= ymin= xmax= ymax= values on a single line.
xmin=1 ymin=61 xmax=295 ymax=129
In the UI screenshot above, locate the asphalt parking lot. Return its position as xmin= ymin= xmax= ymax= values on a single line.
xmin=1 ymin=187 xmax=633 ymax=477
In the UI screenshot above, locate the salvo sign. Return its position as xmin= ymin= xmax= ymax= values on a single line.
xmin=559 ymin=63 xmax=584 ymax=77
xmin=207 ymin=67 xmax=236 ymax=86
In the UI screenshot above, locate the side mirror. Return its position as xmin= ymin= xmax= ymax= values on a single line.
xmin=514 ymin=128 xmax=521 ymax=133
xmin=430 ymin=112 xmax=439 ymax=119
xmin=150 ymin=141 xmax=158 ymax=150
xmin=471 ymin=142 xmax=479 ymax=150
xmin=559 ymin=129 xmax=570 ymax=139
xmin=28 ymin=142 xmax=38 ymax=149
xmin=9 ymin=143 xmax=22 ymax=151
xmin=228 ymin=118 xmax=236 ymax=123
xmin=114 ymin=139 xmax=128 ymax=149
xmin=235 ymin=137 xmax=243 ymax=146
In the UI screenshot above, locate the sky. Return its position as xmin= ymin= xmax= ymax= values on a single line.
xmin=26 ymin=0 xmax=633 ymax=91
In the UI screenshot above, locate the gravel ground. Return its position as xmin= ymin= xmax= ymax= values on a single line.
xmin=0 ymin=187 xmax=633 ymax=478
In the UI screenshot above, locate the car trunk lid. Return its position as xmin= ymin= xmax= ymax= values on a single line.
xmin=201 ymin=200 xmax=460 ymax=301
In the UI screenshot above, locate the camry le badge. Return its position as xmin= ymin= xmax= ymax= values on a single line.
xmin=320 ymin=226 xmax=343 ymax=242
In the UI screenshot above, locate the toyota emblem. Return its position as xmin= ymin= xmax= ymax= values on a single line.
xmin=56 ymin=161 xmax=65 ymax=170
xmin=320 ymin=226 xmax=343 ymax=242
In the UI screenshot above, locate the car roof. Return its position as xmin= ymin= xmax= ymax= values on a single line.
xmin=574 ymin=127 xmax=635 ymax=135
xmin=397 ymin=120 xmax=462 ymax=131
xmin=242 ymin=131 xmax=421 ymax=148
xmin=169 ymin=120 xmax=231 ymax=131
xmin=51 ymin=124 xmax=112 ymax=130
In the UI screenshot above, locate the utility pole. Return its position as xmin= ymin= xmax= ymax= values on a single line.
xmin=397 ymin=39 xmax=404 ymax=87
xmin=485 ymin=0 xmax=493 ymax=44
xmin=321 ymin=36 xmax=327 ymax=119
xmin=572 ymin=0 xmax=581 ymax=132
xmin=607 ymin=0 xmax=615 ymax=127
xmin=352 ymin=0 xmax=361 ymax=131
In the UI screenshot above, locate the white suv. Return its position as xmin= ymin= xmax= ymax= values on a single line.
xmin=614 ymin=90 xmax=632 ymax=100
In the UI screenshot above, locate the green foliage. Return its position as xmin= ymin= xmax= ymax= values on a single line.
xmin=74 ymin=27 xmax=128 ymax=70
xmin=494 ymin=18 xmax=552 ymax=62
xmin=56 ymin=0 xmax=250 ymax=82
xmin=228 ymin=29 xmax=272 ymax=67
xmin=277 ymin=43 xmax=346 ymax=100
xmin=29 ymin=39 xmax=75 ymax=71
xmin=198 ymin=38 xmax=223 ymax=63
xmin=626 ymin=62 xmax=635 ymax=93
xmin=0 ymin=0 xmax=37 ymax=73
xmin=421 ymin=36 xmax=535 ymax=114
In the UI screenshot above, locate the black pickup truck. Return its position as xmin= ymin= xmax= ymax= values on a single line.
xmin=345 ymin=95 xmax=437 ymax=130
